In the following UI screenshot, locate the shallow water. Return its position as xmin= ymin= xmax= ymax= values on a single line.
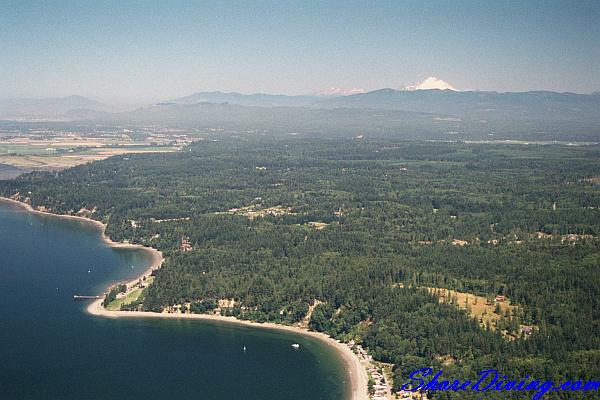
xmin=0 ymin=202 xmax=348 ymax=399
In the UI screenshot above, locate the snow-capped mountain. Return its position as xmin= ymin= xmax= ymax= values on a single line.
xmin=404 ymin=76 xmax=457 ymax=91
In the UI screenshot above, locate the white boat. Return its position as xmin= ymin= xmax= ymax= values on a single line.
xmin=291 ymin=343 xmax=300 ymax=349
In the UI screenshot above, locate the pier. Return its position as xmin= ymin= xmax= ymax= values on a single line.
xmin=73 ymin=295 xmax=103 ymax=300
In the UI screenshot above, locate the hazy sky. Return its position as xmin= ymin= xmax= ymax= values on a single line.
xmin=2 ymin=0 xmax=599 ymax=101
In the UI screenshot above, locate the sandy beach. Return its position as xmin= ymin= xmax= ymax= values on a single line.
xmin=0 ymin=196 xmax=368 ymax=400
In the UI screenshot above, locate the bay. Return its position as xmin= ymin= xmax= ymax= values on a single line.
xmin=0 ymin=202 xmax=348 ymax=400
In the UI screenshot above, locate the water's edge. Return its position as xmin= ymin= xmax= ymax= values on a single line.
xmin=0 ymin=196 xmax=367 ymax=400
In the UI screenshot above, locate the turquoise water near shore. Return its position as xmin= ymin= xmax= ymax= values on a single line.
xmin=0 ymin=202 xmax=348 ymax=399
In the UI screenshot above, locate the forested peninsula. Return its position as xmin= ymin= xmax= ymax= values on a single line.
xmin=2 ymin=139 xmax=599 ymax=399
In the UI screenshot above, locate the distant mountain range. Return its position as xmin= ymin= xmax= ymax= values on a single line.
xmin=2 ymin=88 xmax=599 ymax=142
xmin=4 ymin=88 xmax=599 ymax=123
xmin=0 ymin=95 xmax=113 ymax=120
xmin=169 ymin=91 xmax=320 ymax=107
xmin=313 ymin=89 xmax=600 ymax=121
xmin=167 ymin=77 xmax=455 ymax=106
xmin=167 ymin=88 xmax=600 ymax=122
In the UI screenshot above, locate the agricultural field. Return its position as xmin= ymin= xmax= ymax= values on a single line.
xmin=0 ymin=129 xmax=197 ymax=173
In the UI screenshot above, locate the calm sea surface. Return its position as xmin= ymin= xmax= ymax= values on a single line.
xmin=0 ymin=202 xmax=348 ymax=400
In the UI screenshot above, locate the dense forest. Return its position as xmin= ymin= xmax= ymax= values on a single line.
xmin=1 ymin=138 xmax=599 ymax=399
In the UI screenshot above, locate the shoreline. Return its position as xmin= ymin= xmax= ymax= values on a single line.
xmin=88 ymin=301 xmax=368 ymax=400
xmin=0 ymin=196 xmax=368 ymax=400
xmin=0 ymin=196 xmax=163 ymax=259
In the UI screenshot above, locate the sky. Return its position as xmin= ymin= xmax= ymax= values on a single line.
xmin=1 ymin=0 xmax=599 ymax=101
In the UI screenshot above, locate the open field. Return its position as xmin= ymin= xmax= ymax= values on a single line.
xmin=0 ymin=131 xmax=196 ymax=173
xmin=428 ymin=288 xmax=515 ymax=326
xmin=105 ymin=277 xmax=155 ymax=311
xmin=427 ymin=287 xmax=534 ymax=340
xmin=0 ymin=148 xmax=179 ymax=171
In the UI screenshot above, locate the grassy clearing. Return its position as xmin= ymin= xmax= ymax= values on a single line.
xmin=105 ymin=289 xmax=143 ymax=311
xmin=308 ymin=221 xmax=329 ymax=230
xmin=105 ymin=277 xmax=154 ymax=311
xmin=428 ymin=287 xmax=515 ymax=327
xmin=427 ymin=287 xmax=533 ymax=339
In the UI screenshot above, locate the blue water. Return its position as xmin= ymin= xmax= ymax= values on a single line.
xmin=0 ymin=202 xmax=348 ymax=399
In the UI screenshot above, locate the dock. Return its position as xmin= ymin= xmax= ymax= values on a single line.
xmin=73 ymin=295 xmax=103 ymax=300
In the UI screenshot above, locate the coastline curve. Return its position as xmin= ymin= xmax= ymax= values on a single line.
xmin=0 ymin=196 xmax=368 ymax=400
